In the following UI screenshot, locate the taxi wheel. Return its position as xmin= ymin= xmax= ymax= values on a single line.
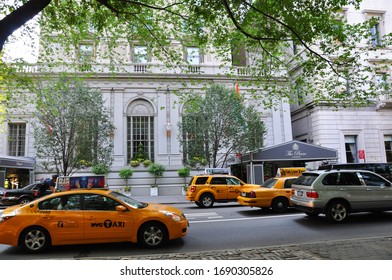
xmin=138 ymin=222 xmax=168 ymax=248
xmin=20 ymin=226 xmax=51 ymax=253
xmin=271 ymin=197 xmax=288 ymax=213
xmin=199 ymin=193 xmax=214 ymax=208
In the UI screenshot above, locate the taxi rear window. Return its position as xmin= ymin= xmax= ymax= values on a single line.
xmin=189 ymin=176 xmax=209 ymax=185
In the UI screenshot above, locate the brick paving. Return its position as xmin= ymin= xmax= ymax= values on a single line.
xmin=84 ymin=236 xmax=392 ymax=260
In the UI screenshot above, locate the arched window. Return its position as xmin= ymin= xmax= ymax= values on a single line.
xmin=126 ymin=100 xmax=154 ymax=162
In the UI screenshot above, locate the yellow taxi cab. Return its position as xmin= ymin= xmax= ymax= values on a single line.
xmin=237 ymin=167 xmax=306 ymax=213
xmin=186 ymin=174 xmax=260 ymax=207
xmin=0 ymin=189 xmax=188 ymax=252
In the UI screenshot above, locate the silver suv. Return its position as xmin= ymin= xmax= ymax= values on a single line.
xmin=290 ymin=169 xmax=392 ymax=222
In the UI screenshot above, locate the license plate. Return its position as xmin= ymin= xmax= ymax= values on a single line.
xmin=296 ymin=190 xmax=303 ymax=196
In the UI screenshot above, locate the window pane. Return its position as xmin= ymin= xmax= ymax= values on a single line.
xmin=79 ymin=44 xmax=93 ymax=63
xmin=134 ymin=46 xmax=148 ymax=63
xmin=127 ymin=116 xmax=154 ymax=161
xmin=187 ymin=47 xmax=200 ymax=64
xmin=370 ymin=23 xmax=381 ymax=47
xmin=8 ymin=123 xmax=26 ymax=156
xmin=345 ymin=135 xmax=357 ymax=163
xmin=385 ymin=135 xmax=392 ymax=163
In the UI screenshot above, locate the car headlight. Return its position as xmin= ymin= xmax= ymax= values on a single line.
xmin=159 ymin=210 xmax=184 ymax=222
xmin=0 ymin=211 xmax=16 ymax=223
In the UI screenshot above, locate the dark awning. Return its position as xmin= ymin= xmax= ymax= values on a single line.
xmin=0 ymin=156 xmax=35 ymax=169
xmin=242 ymin=140 xmax=338 ymax=162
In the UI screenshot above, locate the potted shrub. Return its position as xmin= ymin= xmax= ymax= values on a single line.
xmin=143 ymin=159 xmax=152 ymax=167
xmin=147 ymin=163 xmax=166 ymax=196
xmin=178 ymin=166 xmax=190 ymax=195
xmin=91 ymin=163 xmax=110 ymax=175
xmin=130 ymin=160 xmax=140 ymax=167
xmin=119 ymin=167 xmax=133 ymax=195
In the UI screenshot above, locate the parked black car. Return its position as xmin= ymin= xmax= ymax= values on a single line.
xmin=1 ymin=183 xmax=52 ymax=206
xmin=0 ymin=187 xmax=6 ymax=202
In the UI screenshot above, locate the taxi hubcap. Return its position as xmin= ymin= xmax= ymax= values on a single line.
xmin=202 ymin=197 xmax=212 ymax=206
xmin=25 ymin=230 xmax=45 ymax=250
xmin=144 ymin=226 xmax=163 ymax=245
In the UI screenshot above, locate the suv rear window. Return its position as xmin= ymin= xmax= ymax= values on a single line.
xmin=322 ymin=172 xmax=361 ymax=186
xmin=294 ymin=173 xmax=319 ymax=186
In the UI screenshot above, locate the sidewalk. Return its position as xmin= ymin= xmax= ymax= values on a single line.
xmin=106 ymin=195 xmax=392 ymax=260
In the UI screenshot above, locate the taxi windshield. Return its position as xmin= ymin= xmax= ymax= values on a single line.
xmin=110 ymin=191 xmax=148 ymax=208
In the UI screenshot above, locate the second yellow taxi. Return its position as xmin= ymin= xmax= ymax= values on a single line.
xmin=237 ymin=168 xmax=306 ymax=213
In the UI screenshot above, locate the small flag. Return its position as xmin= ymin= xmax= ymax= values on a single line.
xmin=235 ymin=83 xmax=240 ymax=97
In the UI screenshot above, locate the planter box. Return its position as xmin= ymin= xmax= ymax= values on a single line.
xmin=150 ymin=187 xmax=158 ymax=196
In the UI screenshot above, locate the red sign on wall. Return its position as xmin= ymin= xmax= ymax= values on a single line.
xmin=358 ymin=150 xmax=365 ymax=159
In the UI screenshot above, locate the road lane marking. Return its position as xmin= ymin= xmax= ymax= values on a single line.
xmin=185 ymin=212 xmax=222 ymax=220
xmin=188 ymin=213 xmax=304 ymax=224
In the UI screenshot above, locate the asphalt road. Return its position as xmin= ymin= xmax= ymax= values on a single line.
xmin=1 ymin=202 xmax=392 ymax=260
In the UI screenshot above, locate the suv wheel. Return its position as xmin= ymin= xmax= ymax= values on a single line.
xmin=199 ymin=193 xmax=214 ymax=208
xmin=326 ymin=201 xmax=348 ymax=222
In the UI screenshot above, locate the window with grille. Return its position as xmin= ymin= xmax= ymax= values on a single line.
xmin=8 ymin=123 xmax=26 ymax=156
xmin=126 ymin=100 xmax=154 ymax=162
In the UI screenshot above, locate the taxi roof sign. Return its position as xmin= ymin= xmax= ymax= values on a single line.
xmin=204 ymin=168 xmax=231 ymax=175
xmin=56 ymin=175 xmax=107 ymax=191
xmin=276 ymin=167 xmax=306 ymax=177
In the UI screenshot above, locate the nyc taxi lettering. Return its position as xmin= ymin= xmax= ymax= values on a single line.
xmin=91 ymin=219 xmax=125 ymax=228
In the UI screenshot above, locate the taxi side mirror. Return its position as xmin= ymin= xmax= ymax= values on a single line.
xmin=116 ymin=205 xmax=127 ymax=212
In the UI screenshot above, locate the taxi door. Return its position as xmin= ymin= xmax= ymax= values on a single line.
xmin=83 ymin=193 xmax=133 ymax=242
xmin=209 ymin=177 xmax=228 ymax=200
xmin=37 ymin=194 xmax=84 ymax=244
xmin=226 ymin=177 xmax=243 ymax=200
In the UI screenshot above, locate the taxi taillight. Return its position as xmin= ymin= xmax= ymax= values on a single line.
xmin=189 ymin=186 xmax=196 ymax=192
xmin=249 ymin=191 xmax=256 ymax=198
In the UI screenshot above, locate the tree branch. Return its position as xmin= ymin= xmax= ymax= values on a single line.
xmin=0 ymin=0 xmax=52 ymax=52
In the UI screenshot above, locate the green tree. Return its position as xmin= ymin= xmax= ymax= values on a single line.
xmin=147 ymin=163 xmax=166 ymax=188
xmin=177 ymin=166 xmax=190 ymax=191
xmin=178 ymin=84 xmax=265 ymax=167
xmin=119 ymin=167 xmax=134 ymax=191
xmin=1 ymin=0 xmax=389 ymax=108
xmin=33 ymin=73 xmax=114 ymax=176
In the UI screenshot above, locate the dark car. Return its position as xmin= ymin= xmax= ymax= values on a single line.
xmin=0 ymin=187 xmax=6 ymax=202
xmin=319 ymin=163 xmax=392 ymax=181
xmin=1 ymin=183 xmax=52 ymax=206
